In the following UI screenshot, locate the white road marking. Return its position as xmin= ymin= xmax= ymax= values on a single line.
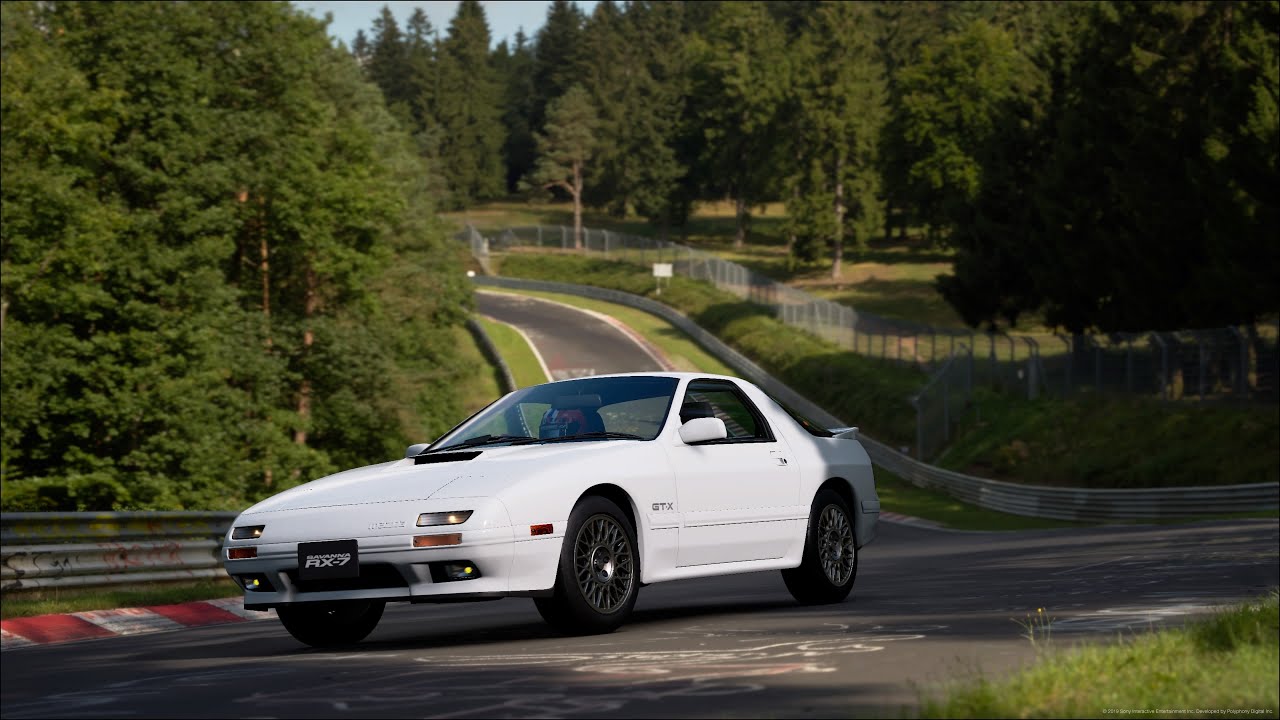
xmin=477 ymin=311 xmax=552 ymax=385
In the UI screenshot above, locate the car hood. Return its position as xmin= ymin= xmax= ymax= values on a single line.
xmin=238 ymin=440 xmax=649 ymax=514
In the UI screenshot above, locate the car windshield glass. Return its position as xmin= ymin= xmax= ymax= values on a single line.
xmin=429 ymin=376 xmax=679 ymax=451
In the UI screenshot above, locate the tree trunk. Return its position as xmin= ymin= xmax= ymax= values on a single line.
xmin=832 ymin=154 xmax=845 ymax=280
xmin=734 ymin=196 xmax=748 ymax=249
xmin=572 ymin=160 xmax=583 ymax=250
xmin=294 ymin=267 xmax=317 ymax=448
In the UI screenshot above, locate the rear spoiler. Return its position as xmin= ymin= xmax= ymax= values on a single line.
xmin=829 ymin=427 xmax=859 ymax=440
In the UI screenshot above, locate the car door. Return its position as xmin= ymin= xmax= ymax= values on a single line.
xmin=669 ymin=379 xmax=802 ymax=566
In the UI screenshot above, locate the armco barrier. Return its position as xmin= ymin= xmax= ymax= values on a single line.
xmin=1 ymin=512 xmax=235 ymax=591
xmin=475 ymin=275 xmax=1279 ymax=521
xmin=466 ymin=316 xmax=517 ymax=394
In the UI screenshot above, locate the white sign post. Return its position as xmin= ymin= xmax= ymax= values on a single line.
xmin=652 ymin=263 xmax=673 ymax=295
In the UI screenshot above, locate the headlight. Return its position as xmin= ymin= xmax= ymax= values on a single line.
xmin=232 ymin=525 xmax=265 ymax=539
xmin=417 ymin=511 xmax=473 ymax=527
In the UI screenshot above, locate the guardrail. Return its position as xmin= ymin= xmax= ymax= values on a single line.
xmin=466 ymin=316 xmax=517 ymax=394
xmin=475 ymin=275 xmax=1279 ymax=521
xmin=1 ymin=512 xmax=235 ymax=592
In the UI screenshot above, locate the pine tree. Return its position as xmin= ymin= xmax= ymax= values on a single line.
xmin=787 ymin=2 xmax=888 ymax=278
xmin=436 ymin=0 xmax=506 ymax=205
xmin=497 ymin=29 xmax=537 ymax=192
xmin=531 ymin=0 xmax=587 ymax=135
xmin=523 ymin=85 xmax=600 ymax=248
xmin=687 ymin=1 xmax=790 ymax=247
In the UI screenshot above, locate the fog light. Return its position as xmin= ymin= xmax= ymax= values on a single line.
xmin=429 ymin=561 xmax=481 ymax=582
xmin=227 ymin=547 xmax=257 ymax=560
xmin=236 ymin=573 xmax=273 ymax=592
xmin=413 ymin=533 xmax=462 ymax=548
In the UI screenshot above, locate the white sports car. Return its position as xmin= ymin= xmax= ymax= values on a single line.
xmin=223 ymin=372 xmax=879 ymax=647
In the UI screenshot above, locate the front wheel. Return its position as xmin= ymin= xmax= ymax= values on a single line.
xmin=782 ymin=488 xmax=858 ymax=605
xmin=277 ymin=600 xmax=385 ymax=648
xmin=534 ymin=496 xmax=639 ymax=635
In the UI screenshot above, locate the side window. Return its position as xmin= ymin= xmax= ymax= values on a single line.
xmin=680 ymin=381 xmax=772 ymax=441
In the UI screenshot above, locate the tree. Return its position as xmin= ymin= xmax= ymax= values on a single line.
xmin=435 ymin=0 xmax=506 ymax=205
xmin=496 ymin=29 xmax=537 ymax=192
xmin=786 ymin=2 xmax=888 ymax=278
xmin=523 ymin=85 xmax=600 ymax=248
xmin=1 ymin=0 xmax=471 ymax=511
xmin=530 ymin=0 xmax=588 ymax=136
xmin=687 ymin=1 xmax=790 ymax=247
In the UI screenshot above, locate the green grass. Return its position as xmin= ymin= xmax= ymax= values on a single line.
xmin=475 ymin=315 xmax=550 ymax=388
xmin=453 ymin=323 xmax=505 ymax=415
xmin=479 ymin=288 xmax=736 ymax=376
xmin=2 ymin=578 xmax=243 ymax=619
xmin=938 ymin=388 xmax=1280 ymax=488
xmin=919 ymin=592 xmax=1280 ymax=718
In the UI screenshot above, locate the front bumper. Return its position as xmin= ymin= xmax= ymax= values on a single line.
xmin=222 ymin=498 xmax=562 ymax=609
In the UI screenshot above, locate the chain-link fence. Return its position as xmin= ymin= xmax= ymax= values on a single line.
xmin=461 ymin=224 xmax=1278 ymax=460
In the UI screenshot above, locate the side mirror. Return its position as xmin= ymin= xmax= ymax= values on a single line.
xmin=405 ymin=442 xmax=431 ymax=459
xmin=679 ymin=417 xmax=727 ymax=445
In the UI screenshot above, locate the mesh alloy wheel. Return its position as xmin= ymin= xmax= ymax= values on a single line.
xmin=572 ymin=513 xmax=635 ymax=614
xmin=817 ymin=504 xmax=856 ymax=586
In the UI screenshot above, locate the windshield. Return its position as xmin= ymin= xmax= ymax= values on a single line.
xmin=429 ymin=376 xmax=679 ymax=452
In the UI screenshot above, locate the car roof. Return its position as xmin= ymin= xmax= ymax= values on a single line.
xmin=546 ymin=371 xmax=743 ymax=383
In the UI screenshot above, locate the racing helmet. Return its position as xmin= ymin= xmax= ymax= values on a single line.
xmin=539 ymin=408 xmax=588 ymax=439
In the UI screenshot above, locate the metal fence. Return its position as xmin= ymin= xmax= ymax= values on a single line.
xmin=1 ymin=512 xmax=235 ymax=592
xmin=473 ymin=276 xmax=1279 ymax=521
xmin=462 ymin=224 xmax=1278 ymax=459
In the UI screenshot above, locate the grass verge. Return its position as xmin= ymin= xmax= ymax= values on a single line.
xmin=919 ymin=592 xmax=1280 ymax=718
xmin=2 ymin=578 xmax=243 ymax=620
xmin=453 ymin=323 xmax=504 ymax=415
xmin=475 ymin=315 xmax=550 ymax=388
xmin=939 ymin=388 xmax=1279 ymax=488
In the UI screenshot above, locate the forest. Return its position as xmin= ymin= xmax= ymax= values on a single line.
xmin=1 ymin=0 xmax=1276 ymax=510
xmin=355 ymin=0 xmax=1278 ymax=332
xmin=1 ymin=1 xmax=472 ymax=510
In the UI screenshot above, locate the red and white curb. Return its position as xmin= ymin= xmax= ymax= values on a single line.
xmin=1 ymin=597 xmax=274 ymax=650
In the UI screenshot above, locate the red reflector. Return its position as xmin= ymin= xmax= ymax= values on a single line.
xmin=530 ymin=524 xmax=553 ymax=536
xmin=227 ymin=547 xmax=257 ymax=560
xmin=413 ymin=533 xmax=462 ymax=548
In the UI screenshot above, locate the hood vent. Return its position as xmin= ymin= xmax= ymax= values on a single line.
xmin=414 ymin=451 xmax=482 ymax=465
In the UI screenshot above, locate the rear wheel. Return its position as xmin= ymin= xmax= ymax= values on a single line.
xmin=534 ymin=496 xmax=639 ymax=635
xmin=277 ymin=599 xmax=385 ymax=648
xmin=782 ymin=488 xmax=858 ymax=605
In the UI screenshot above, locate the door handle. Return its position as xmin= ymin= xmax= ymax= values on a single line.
xmin=769 ymin=450 xmax=788 ymax=466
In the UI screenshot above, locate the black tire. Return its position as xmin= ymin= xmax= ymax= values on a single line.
xmin=782 ymin=488 xmax=858 ymax=605
xmin=534 ymin=496 xmax=639 ymax=635
xmin=277 ymin=599 xmax=385 ymax=648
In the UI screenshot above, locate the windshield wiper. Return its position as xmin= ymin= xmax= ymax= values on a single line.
xmin=527 ymin=431 xmax=644 ymax=444
xmin=426 ymin=434 xmax=532 ymax=453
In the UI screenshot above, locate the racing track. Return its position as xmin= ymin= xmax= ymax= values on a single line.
xmin=3 ymin=292 xmax=1275 ymax=718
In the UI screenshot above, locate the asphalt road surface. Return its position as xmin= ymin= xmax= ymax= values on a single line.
xmin=3 ymin=519 xmax=1276 ymax=718
xmin=475 ymin=291 xmax=666 ymax=379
